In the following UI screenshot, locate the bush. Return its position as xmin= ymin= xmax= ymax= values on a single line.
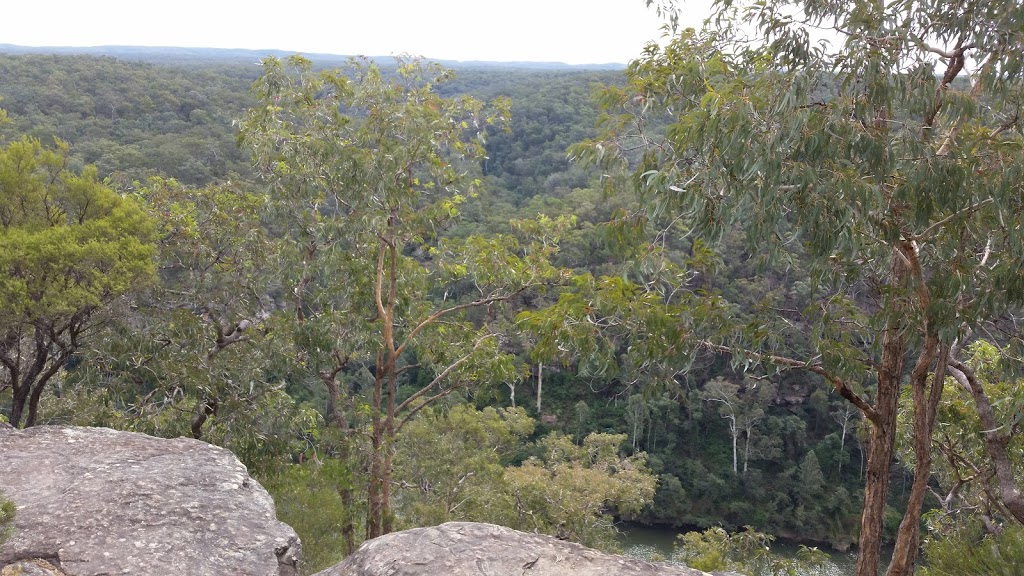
xmin=921 ymin=524 xmax=1024 ymax=576
xmin=673 ymin=526 xmax=829 ymax=576
xmin=261 ymin=461 xmax=359 ymax=574
xmin=0 ymin=492 xmax=14 ymax=545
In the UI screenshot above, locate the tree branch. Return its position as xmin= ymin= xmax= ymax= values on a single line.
xmin=395 ymin=291 xmax=524 ymax=358
xmin=911 ymin=198 xmax=993 ymax=243
xmin=698 ymin=340 xmax=881 ymax=424
xmin=394 ymin=333 xmax=495 ymax=418
xmin=947 ymin=358 xmax=1024 ymax=524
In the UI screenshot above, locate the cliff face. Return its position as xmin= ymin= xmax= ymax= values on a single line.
xmin=0 ymin=426 xmax=300 ymax=576
xmin=314 ymin=522 xmax=736 ymax=576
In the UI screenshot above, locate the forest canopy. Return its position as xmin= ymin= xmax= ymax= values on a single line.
xmin=2 ymin=1 xmax=1024 ymax=571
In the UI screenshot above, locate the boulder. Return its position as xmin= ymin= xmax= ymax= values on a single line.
xmin=0 ymin=426 xmax=300 ymax=576
xmin=314 ymin=522 xmax=720 ymax=576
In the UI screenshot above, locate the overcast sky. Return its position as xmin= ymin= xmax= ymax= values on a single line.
xmin=3 ymin=1 xmax=714 ymax=65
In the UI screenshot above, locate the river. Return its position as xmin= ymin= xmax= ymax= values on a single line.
xmin=619 ymin=523 xmax=862 ymax=576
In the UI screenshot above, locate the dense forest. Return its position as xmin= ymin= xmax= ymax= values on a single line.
xmin=2 ymin=1 xmax=1024 ymax=574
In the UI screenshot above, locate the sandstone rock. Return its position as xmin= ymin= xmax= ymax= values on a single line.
xmin=0 ymin=426 xmax=300 ymax=576
xmin=2 ymin=558 xmax=66 ymax=576
xmin=314 ymin=522 xmax=721 ymax=576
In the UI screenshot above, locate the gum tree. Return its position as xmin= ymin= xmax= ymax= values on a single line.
xmin=0 ymin=137 xmax=155 ymax=428
xmin=568 ymin=1 xmax=1024 ymax=574
xmin=239 ymin=56 xmax=564 ymax=540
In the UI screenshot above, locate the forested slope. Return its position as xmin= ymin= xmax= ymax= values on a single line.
xmin=0 ymin=50 xmax=911 ymax=566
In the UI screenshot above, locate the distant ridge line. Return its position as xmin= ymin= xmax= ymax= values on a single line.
xmin=0 ymin=44 xmax=626 ymax=71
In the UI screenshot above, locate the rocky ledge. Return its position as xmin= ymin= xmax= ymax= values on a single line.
xmin=314 ymin=521 xmax=738 ymax=576
xmin=0 ymin=426 xmax=300 ymax=576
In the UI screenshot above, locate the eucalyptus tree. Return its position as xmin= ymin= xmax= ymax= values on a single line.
xmin=564 ymin=1 xmax=1024 ymax=574
xmin=58 ymin=176 xmax=308 ymax=473
xmin=238 ymin=56 xmax=565 ymax=540
xmin=135 ymin=177 xmax=283 ymax=444
xmin=897 ymin=341 xmax=1024 ymax=536
xmin=0 ymin=136 xmax=155 ymax=428
xmin=702 ymin=377 xmax=775 ymax=475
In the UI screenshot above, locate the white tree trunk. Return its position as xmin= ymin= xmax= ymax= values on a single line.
xmin=536 ymin=362 xmax=542 ymax=414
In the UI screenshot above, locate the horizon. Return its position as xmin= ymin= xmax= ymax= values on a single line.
xmin=3 ymin=1 xmax=713 ymax=66
xmin=0 ymin=43 xmax=631 ymax=68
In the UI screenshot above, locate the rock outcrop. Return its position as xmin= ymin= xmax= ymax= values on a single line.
xmin=0 ymin=426 xmax=300 ymax=576
xmin=314 ymin=522 xmax=721 ymax=576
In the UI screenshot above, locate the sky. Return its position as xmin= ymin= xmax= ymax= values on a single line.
xmin=3 ymin=1 xmax=713 ymax=65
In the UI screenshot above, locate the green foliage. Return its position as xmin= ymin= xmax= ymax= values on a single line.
xmin=673 ymin=526 xmax=829 ymax=576
xmin=799 ymin=451 xmax=824 ymax=496
xmin=393 ymin=404 xmax=657 ymax=552
xmin=582 ymin=0 xmax=1024 ymax=378
xmin=0 ymin=55 xmax=257 ymax=185
xmin=0 ymin=136 xmax=156 ymax=427
xmin=506 ymin=432 xmax=657 ymax=551
xmin=0 ymin=137 xmax=155 ymax=319
xmin=921 ymin=523 xmax=1024 ymax=576
xmin=42 ymin=175 xmax=312 ymax=473
xmin=0 ymin=491 xmax=13 ymax=546
xmin=393 ymin=404 xmax=534 ymax=528
xmin=262 ymin=460 xmax=359 ymax=574
xmin=437 ymin=68 xmax=617 ymax=204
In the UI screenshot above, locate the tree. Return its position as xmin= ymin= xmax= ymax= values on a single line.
xmin=505 ymin=432 xmax=657 ymax=550
xmin=674 ymin=526 xmax=828 ymax=576
xmin=897 ymin=341 xmax=1024 ymax=535
xmin=393 ymin=404 xmax=534 ymax=528
xmin=0 ymin=136 xmax=155 ymax=427
xmin=831 ymin=400 xmax=859 ymax=477
xmin=238 ymin=55 xmax=564 ymax=540
xmin=572 ymin=0 xmax=1024 ymax=574
xmin=702 ymin=377 xmax=775 ymax=475
xmin=625 ymin=393 xmax=651 ymax=452
xmin=800 ymin=450 xmax=825 ymax=498
xmin=49 ymin=176 xmax=313 ymax=474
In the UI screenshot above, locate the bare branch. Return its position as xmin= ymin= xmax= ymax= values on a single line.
xmin=698 ymin=340 xmax=881 ymax=424
xmin=394 ymin=333 xmax=496 ymax=417
xmin=395 ymin=290 xmax=525 ymax=358
xmin=911 ymin=198 xmax=994 ymax=243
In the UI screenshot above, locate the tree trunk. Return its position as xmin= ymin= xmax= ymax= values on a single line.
xmin=366 ymin=352 xmax=386 ymax=541
xmin=855 ymin=324 xmax=906 ymax=576
xmin=368 ymin=231 xmax=401 ymax=539
xmin=743 ymin=426 xmax=751 ymax=474
xmin=730 ymin=417 xmax=738 ymax=475
xmin=189 ymin=398 xmax=217 ymax=440
xmin=536 ymin=362 xmax=543 ymax=415
xmin=382 ymin=344 xmax=397 ymax=535
xmin=339 ymin=483 xmax=356 ymax=555
xmin=9 ymin=381 xmax=29 ymax=429
xmin=839 ymin=411 xmax=849 ymax=476
xmin=9 ymin=344 xmax=67 ymax=429
xmin=886 ymin=340 xmax=945 ymax=576
xmin=321 ymin=365 xmax=356 ymax=556
xmin=949 ymin=359 xmax=1024 ymax=524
